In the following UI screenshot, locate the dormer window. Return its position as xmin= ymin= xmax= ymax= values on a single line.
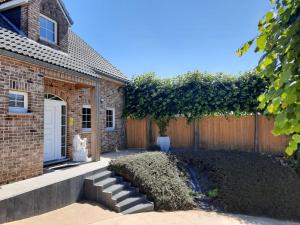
xmin=39 ymin=15 xmax=57 ymax=44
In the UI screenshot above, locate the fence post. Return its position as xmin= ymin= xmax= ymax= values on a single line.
xmin=193 ymin=119 xmax=200 ymax=150
xmin=146 ymin=116 xmax=152 ymax=148
xmin=254 ymin=113 xmax=260 ymax=152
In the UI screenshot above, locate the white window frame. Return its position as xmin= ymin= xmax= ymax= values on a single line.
xmin=39 ymin=14 xmax=58 ymax=44
xmin=105 ymin=108 xmax=115 ymax=131
xmin=8 ymin=90 xmax=28 ymax=113
xmin=82 ymin=105 xmax=92 ymax=133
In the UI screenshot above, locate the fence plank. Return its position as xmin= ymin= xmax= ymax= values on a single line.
xmin=199 ymin=116 xmax=255 ymax=151
xmin=126 ymin=116 xmax=289 ymax=154
xmin=258 ymin=116 xmax=289 ymax=154
xmin=126 ymin=119 xmax=147 ymax=148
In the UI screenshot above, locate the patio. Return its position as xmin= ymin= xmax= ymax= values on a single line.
xmin=5 ymin=202 xmax=300 ymax=225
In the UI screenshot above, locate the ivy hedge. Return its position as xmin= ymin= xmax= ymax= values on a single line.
xmin=124 ymin=71 xmax=267 ymax=124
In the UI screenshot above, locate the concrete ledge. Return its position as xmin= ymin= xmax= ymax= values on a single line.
xmin=0 ymin=150 xmax=144 ymax=224
xmin=0 ymin=160 xmax=110 ymax=224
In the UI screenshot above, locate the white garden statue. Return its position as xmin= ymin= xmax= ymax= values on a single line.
xmin=72 ymin=135 xmax=91 ymax=162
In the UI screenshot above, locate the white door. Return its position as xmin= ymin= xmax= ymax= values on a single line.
xmin=44 ymin=99 xmax=65 ymax=162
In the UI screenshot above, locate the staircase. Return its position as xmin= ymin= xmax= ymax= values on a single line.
xmin=84 ymin=167 xmax=154 ymax=214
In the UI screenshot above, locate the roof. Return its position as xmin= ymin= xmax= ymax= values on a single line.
xmin=0 ymin=14 xmax=127 ymax=82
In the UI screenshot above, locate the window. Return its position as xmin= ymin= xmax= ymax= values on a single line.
xmin=106 ymin=108 xmax=115 ymax=130
xmin=82 ymin=105 xmax=91 ymax=132
xmin=40 ymin=15 xmax=57 ymax=44
xmin=8 ymin=91 xmax=28 ymax=113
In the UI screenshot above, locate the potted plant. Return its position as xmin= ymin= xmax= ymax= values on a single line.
xmin=155 ymin=116 xmax=171 ymax=153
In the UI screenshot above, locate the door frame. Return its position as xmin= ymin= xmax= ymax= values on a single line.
xmin=44 ymin=94 xmax=67 ymax=162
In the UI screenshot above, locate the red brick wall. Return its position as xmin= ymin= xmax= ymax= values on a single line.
xmin=0 ymin=55 xmax=126 ymax=184
xmin=99 ymin=80 xmax=126 ymax=152
xmin=0 ymin=55 xmax=44 ymax=185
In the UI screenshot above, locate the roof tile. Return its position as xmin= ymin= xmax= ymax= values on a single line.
xmin=0 ymin=14 xmax=127 ymax=82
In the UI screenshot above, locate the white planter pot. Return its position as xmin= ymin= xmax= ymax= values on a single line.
xmin=157 ymin=136 xmax=171 ymax=152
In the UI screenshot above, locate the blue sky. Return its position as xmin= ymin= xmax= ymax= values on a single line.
xmin=64 ymin=0 xmax=272 ymax=78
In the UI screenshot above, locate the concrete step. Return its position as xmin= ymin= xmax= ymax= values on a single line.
xmin=103 ymin=183 xmax=129 ymax=196
xmin=84 ymin=169 xmax=154 ymax=214
xmin=122 ymin=202 xmax=154 ymax=214
xmin=115 ymin=195 xmax=146 ymax=212
xmin=85 ymin=170 xmax=114 ymax=185
xmin=94 ymin=176 xmax=122 ymax=190
xmin=112 ymin=188 xmax=137 ymax=203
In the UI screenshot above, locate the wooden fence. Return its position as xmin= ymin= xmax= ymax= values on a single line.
xmin=126 ymin=115 xmax=290 ymax=154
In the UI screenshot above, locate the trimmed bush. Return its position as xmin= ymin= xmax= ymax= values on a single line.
xmin=174 ymin=150 xmax=300 ymax=220
xmin=109 ymin=152 xmax=195 ymax=211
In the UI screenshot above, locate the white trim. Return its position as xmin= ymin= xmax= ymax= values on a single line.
xmin=45 ymin=93 xmax=66 ymax=104
xmin=83 ymin=105 xmax=91 ymax=109
xmin=82 ymin=105 xmax=91 ymax=132
xmin=40 ymin=14 xmax=58 ymax=45
xmin=56 ymin=0 xmax=72 ymax=26
xmin=105 ymin=107 xmax=115 ymax=131
xmin=0 ymin=0 xmax=29 ymax=12
xmin=8 ymin=90 xmax=28 ymax=113
xmin=82 ymin=128 xmax=92 ymax=133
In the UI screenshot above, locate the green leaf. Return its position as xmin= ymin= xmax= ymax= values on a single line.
xmin=258 ymin=20 xmax=264 ymax=32
xmin=292 ymin=134 xmax=300 ymax=143
xmin=259 ymin=53 xmax=276 ymax=70
xmin=286 ymin=140 xmax=298 ymax=156
xmin=265 ymin=11 xmax=274 ymax=23
xmin=286 ymin=146 xmax=295 ymax=156
xmin=258 ymin=94 xmax=265 ymax=102
xmin=257 ymin=34 xmax=267 ymax=51
xmin=267 ymin=104 xmax=275 ymax=113
xmin=237 ymin=40 xmax=254 ymax=57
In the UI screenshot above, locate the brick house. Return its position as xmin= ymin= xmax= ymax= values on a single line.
xmin=0 ymin=0 xmax=128 ymax=185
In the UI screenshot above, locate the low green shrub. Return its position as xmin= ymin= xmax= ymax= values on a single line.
xmin=109 ymin=152 xmax=195 ymax=211
xmin=146 ymin=144 xmax=161 ymax=151
xmin=174 ymin=150 xmax=300 ymax=221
